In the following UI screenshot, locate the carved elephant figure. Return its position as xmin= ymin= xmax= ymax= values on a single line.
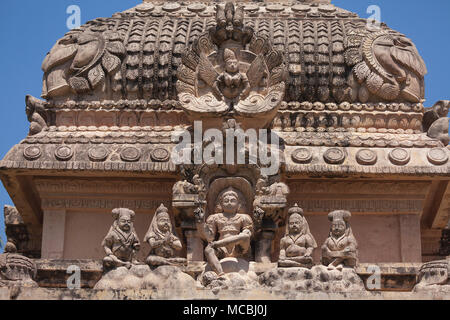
xmin=353 ymin=32 xmax=427 ymax=103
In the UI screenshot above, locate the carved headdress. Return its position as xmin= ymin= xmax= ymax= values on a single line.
xmin=327 ymin=210 xmax=354 ymax=238
xmin=144 ymin=204 xmax=175 ymax=242
xmin=286 ymin=204 xmax=317 ymax=248
xmin=224 ymin=48 xmax=237 ymax=63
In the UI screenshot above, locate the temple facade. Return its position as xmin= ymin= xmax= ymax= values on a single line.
xmin=0 ymin=0 xmax=449 ymax=299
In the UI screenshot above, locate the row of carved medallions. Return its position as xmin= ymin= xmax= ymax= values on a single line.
xmin=279 ymin=132 xmax=443 ymax=149
xmin=272 ymin=111 xmax=424 ymax=133
xmin=22 ymin=144 xmax=172 ymax=163
xmin=289 ymin=147 xmax=449 ymax=166
xmin=128 ymin=2 xmax=358 ymax=19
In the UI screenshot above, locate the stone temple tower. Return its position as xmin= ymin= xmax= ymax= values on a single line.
xmin=0 ymin=0 xmax=448 ymax=298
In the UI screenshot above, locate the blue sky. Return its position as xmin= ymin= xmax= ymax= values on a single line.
xmin=0 ymin=0 xmax=449 ymax=249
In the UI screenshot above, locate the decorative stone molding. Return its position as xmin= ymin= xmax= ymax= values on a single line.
xmin=23 ymin=146 xmax=42 ymax=161
xmin=54 ymin=146 xmax=74 ymax=161
xmin=356 ymin=149 xmax=377 ymax=166
xmin=427 ymin=148 xmax=449 ymax=166
xmin=88 ymin=146 xmax=109 ymax=162
xmin=120 ymin=147 xmax=141 ymax=162
xmin=323 ymin=148 xmax=346 ymax=165
xmin=150 ymin=147 xmax=170 ymax=162
xmin=291 ymin=148 xmax=313 ymax=164
xmin=388 ymin=148 xmax=410 ymax=166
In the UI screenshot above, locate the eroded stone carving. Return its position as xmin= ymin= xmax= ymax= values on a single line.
xmin=102 ymin=208 xmax=140 ymax=270
xmin=42 ymin=30 xmax=125 ymax=99
xmin=144 ymin=204 xmax=186 ymax=268
xmin=278 ymin=204 xmax=317 ymax=268
xmin=321 ymin=210 xmax=358 ymax=270
xmin=25 ymin=95 xmax=47 ymax=136
xmin=352 ymin=31 xmax=427 ymax=103
xmin=414 ymin=257 xmax=450 ymax=293
xmin=0 ymin=253 xmax=37 ymax=288
xmin=423 ymin=101 xmax=450 ymax=146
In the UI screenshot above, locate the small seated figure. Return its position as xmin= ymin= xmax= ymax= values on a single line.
xmin=213 ymin=48 xmax=250 ymax=101
xmin=144 ymin=204 xmax=186 ymax=268
xmin=321 ymin=210 xmax=358 ymax=270
xmin=102 ymin=208 xmax=140 ymax=270
xmin=278 ymin=204 xmax=317 ymax=268
xmin=196 ymin=187 xmax=253 ymax=276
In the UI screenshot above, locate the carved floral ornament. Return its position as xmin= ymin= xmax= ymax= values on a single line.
xmin=176 ymin=2 xmax=286 ymax=128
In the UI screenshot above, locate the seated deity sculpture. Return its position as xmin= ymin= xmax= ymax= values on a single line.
xmin=213 ymin=48 xmax=250 ymax=101
xmin=278 ymin=204 xmax=317 ymax=268
xmin=144 ymin=204 xmax=186 ymax=267
xmin=321 ymin=210 xmax=358 ymax=270
xmin=102 ymin=208 xmax=141 ymax=270
xmin=196 ymin=187 xmax=253 ymax=276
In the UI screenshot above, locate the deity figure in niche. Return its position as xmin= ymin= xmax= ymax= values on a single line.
xmin=278 ymin=204 xmax=317 ymax=268
xmin=213 ymin=48 xmax=251 ymax=101
xmin=321 ymin=210 xmax=358 ymax=270
xmin=144 ymin=204 xmax=186 ymax=267
xmin=196 ymin=187 xmax=253 ymax=276
xmin=102 ymin=208 xmax=140 ymax=270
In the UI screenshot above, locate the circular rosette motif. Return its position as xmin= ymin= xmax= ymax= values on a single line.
xmin=427 ymin=148 xmax=448 ymax=166
xmin=356 ymin=149 xmax=377 ymax=165
xmin=88 ymin=146 xmax=109 ymax=162
xmin=388 ymin=148 xmax=410 ymax=166
xmin=292 ymin=148 xmax=313 ymax=164
xmin=151 ymin=147 xmax=170 ymax=162
xmin=23 ymin=146 xmax=42 ymax=161
xmin=324 ymin=148 xmax=346 ymax=165
xmin=55 ymin=146 xmax=74 ymax=161
xmin=120 ymin=147 xmax=141 ymax=162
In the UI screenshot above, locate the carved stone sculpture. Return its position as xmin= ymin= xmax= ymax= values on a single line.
xmin=278 ymin=204 xmax=317 ymax=268
xmin=0 ymin=253 xmax=37 ymax=288
xmin=321 ymin=210 xmax=358 ymax=270
xmin=144 ymin=204 xmax=186 ymax=268
xmin=177 ymin=2 xmax=286 ymax=129
xmin=42 ymin=30 xmax=125 ymax=99
xmin=102 ymin=208 xmax=140 ymax=270
xmin=414 ymin=256 xmax=450 ymax=293
xmin=423 ymin=101 xmax=450 ymax=146
xmin=25 ymin=95 xmax=47 ymax=136
xmin=351 ymin=31 xmax=427 ymax=103
xmin=196 ymin=187 xmax=253 ymax=276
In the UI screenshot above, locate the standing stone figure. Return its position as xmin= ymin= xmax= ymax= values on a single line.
xmin=278 ymin=204 xmax=317 ymax=268
xmin=196 ymin=187 xmax=253 ymax=276
xmin=144 ymin=204 xmax=186 ymax=267
xmin=321 ymin=210 xmax=358 ymax=270
xmin=102 ymin=208 xmax=140 ymax=270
